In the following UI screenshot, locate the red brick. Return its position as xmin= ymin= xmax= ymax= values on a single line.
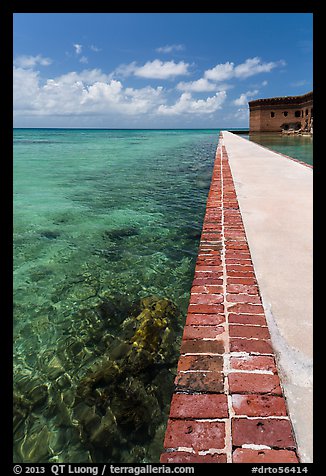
xmin=205 ymin=206 xmax=222 ymax=212
xmin=230 ymin=355 xmax=277 ymax=373
xmin=161 ymin=452 xmax=227 ymax=463
xmin=175 ymin=371 xmax=224 ymax=393
xmin=191 ymin=285 xmax=224 ymax=294
xmin=201 ymin=228 xmax=222 ymax=233
xmin=227 ymin=277 xmax=257 ymax=285
xmin=229 ymin=313 xmax=267 ymax=326
xmin=228 ymin=373 xmax=282 ymax=395
xmin=231 ymin=394 xmax=287 ymax=417
xmin=177 ymin=354 xmax=223 ymax=372
xmin=197 ymin=249 xmax=221 ymax=255
xmin=227 ymin=294 xmax=261 ymax=304
xmin=232 ymin=418 xmax=296 ymax=448
xmin=169 ymin=393 xmax=228 ymax=419
xmin=192 ymin=278 xmax=223 ymax=286
xmin=195 ymin=265 xmax=223 ymax=273
xmin=197 ymin=253 xmax=221 ymax=258
xmin=203 ymin=224 xmax=221 ymax=229
xmin=186 ymin=313 xmax=225 ymax=326
xmin=188 ymin=303 xmax=224 ymax=314
xmin=232 ymin=448 xmax=299 ymax=463
xmin=203 ymin=224 xmax=221 ymax=231
xmin=164 ymin=419 xmax=225 ymax=450
xmin=183 ymin=325 xmax=225 ymax=340
xmin=199 ymin=249 xmax=222 ymax=256
xmin=205 ymin=209 xmax=221 ymax=214
xmin=200 ymin=235 xmax=222 ymax=242
xmin=225 ymin=231 xmax=246 ymax=237
xmin=224 ymin=220 xmax=242 ymax=225
xmin=226 ymin=263 xmax=253 ymax=270
xmin=194 ymin=272 xmax=223 ymax=280
xmin=180 ymin=339 xmax=225 ymax=354
xmin=224 ymin=210 xmax=240 ymax=216
xmin=230 ymin=338 xmax=273 ymax=354
xmin=189 ymin=293 xmax=223 ymax=305
xmin=225 ymin=252 xmax=251 ymax=259
xmin=226 ymin=259 xmax=251 ymax=265
xmin=196 ymin=259 xmax=222 ymax=266
xmin=228 ymin=303 xmax=264 ymax=314
xmin=225 ymin=245 xmax=248 ymax=251
xmin=203 ymin=221 xmax=221 ymax=227
xmin=224 ymin=227 xmax=244 ymax=233
xmin=227 ymin=284 xmax=258 ymax=294
xmin=227 ymin=271 xmax=256 ymax=278
xmin=229 ymin=325 xmax=270 ymax=339
xmin=224 ymin=226 xmax=245 ymax=233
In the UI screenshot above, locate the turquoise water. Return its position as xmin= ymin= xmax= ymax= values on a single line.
xmin=13 ymin=128 xmax=219 ymax=463
xmin=243 ymin=132 xmax=313 ymax=165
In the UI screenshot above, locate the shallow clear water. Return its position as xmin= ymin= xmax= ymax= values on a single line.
xmin=243 ymin=132 xmax=313 ymax=165
xmin=13 ymin=128 xmax=219 ymax=463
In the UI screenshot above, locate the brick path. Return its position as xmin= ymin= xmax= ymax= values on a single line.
xmin=160 ymin=135 xmax=299 ymax=464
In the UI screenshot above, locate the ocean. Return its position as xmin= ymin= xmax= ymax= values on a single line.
xmin=243 ymin=132 xmax=313 ymax=165
xmin=13 ymin=128 xmax=220 ymax=463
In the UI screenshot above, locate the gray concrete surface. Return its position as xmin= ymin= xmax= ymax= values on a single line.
xmin=221 ymin=131 xmax=313 ymax=462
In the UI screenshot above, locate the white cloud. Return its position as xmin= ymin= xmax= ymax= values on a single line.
xmin=117 ymin=59 xmax=190 ymax=79
xmin=114 ymin=62 xmax=138 ymax=78
xmin=14 ymin=55 xmax=52 ymax=68
xmin=90 ymin=45 xmax=101 ymax=52
xmin=233 ymin=89 xmax=259 ymax=106
xmin=177 ymin=78 xmax=222 ymax=92
xmin=79 ymin=56 xmax=88 ymax=64
xmin=49 ymin=69 xmax=113 ymax=85
xmin=13 ymin=67 xmax=41 ymax=110
xmin=135 ymin=60 xmax=190 ymax=79
xmin=13 ymin=66 xmax=165 ymax=117
xmin=204 ymin=57 xmax=285 ymax=82
xmin=157 ymin=91 xmax=226 ymax=116
xmin=156 ymin=44 xmax=185 ymax=53
xmin=204 ymin=62 xmax=234 ymax=81
xmin=73 ymin=44 xmax=83 ymax=55
xmin=234 ymin=57 xmax=285 ymax=78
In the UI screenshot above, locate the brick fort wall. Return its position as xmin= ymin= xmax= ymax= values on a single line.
xmin=249 ymin=91 xmax=313 ymax=132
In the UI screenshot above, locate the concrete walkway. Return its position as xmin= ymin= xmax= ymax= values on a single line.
xmin=221 ymin=131 xmax=313 ymax=462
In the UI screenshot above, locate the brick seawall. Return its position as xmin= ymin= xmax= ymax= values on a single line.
xmin=160 ymin=133 xmax=299 ymax=464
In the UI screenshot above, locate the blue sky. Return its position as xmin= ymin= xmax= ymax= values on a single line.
xmin=13 ymin=13 xmax=313 ymax=128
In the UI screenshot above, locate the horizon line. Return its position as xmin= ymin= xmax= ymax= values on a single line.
xmin=13 ymin=127 xmax=249 ymax=130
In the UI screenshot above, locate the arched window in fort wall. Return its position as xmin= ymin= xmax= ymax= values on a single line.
xmin=270 ymin=112 xmax=275 ymax=118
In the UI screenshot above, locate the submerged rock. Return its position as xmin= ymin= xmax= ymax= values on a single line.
xmin=14 ymin=294 xmax=183 ymax=463
xmin=73 ymin=295 xmax=182 ymax=461
xmin=47 ymin=356 xmax=65 ymax=380
xmin=40 ymin=230 xmax=60 ymax=240
xmin=103 ymin=227 xmax=139 ymax=241
xmin=14 ymin=377 xmax=49 ymax=433
xmin=19 ymin=424 xmax=51 ymax=462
